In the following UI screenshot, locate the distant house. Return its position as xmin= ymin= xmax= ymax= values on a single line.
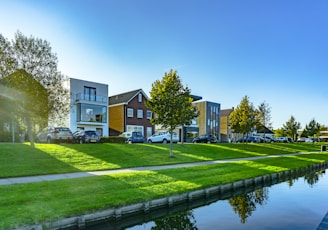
xmin=190 ymin=101 xmax=221 ymax=143
xmin=220 ymin=108 xmax=234 ymax=142
xmin=66 ymin=78 xmax=109 ymax=136
xmin=253 ymin=126 xmax=275 ymax=138
xmin=108 ymin=89 xmax=154 ymax=141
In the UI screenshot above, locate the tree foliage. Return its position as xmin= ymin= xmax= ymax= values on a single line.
xmin=282 ymin=115 xmax=301 ymax=140
xmin=146 ymin=69 xmax=198 ymax=156
xmin=229 ymin=96 xmax=258 ymax=140
xmin=0 ymin=70 xmax=49 ymax=147
xmin=257 ymin=101 xmax=272 ymax=131
xmin=0 ymin=31 xmax=69 ymax=145
xmin=301 ymin=118 xmax=321 ymax=137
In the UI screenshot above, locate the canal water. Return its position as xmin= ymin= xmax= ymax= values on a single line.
xmin=92 ymin=167 xmax=328 ymax=230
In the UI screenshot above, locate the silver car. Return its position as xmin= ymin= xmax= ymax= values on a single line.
xmin=36 ymin=126 xmax=73 ymax=143
xmin=147 ymin=131 xmax=179 ymax=144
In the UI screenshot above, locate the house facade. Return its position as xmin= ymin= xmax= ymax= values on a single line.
xmin=179 ymin=100 xmax=221 ymax=142
xmin=66 ymin=78 xmax=108 ymax=136
xmin=193 ymin=101 xmax=221 ymax=142
xmin=220 ymin=108 xmax=234 ymax=142
xmin=108 ymin=89 xmax=154 ymax=141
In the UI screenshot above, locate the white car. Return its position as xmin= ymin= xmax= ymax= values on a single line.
xmin=147 ymin=131 xmax=179 ymax=144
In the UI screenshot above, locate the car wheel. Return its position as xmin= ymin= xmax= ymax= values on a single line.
xmin=148 ymin=140 xmax=152 ymax=144
xmin=163 ymin=139 xmax=168 ymax=144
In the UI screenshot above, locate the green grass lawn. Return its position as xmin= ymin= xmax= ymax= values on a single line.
xmin=0 ymin=142 xmax=322 ymax=178
xmin=0 ymin=142 xmax=327 ymax=229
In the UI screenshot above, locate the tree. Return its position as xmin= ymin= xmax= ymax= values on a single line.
xmin=0 ymin=31 xmax=69 ymax=145
xmin=229 ymin=96 xmax=258 ymax=148
xmin=302 ymin=118 xmax=320 ymax=137
xmin=0 ymin=69 xmax=49 ymax=147
xmin=257 ymin=101 xmax=272 ymax=138
xmin=146 ymin=69 xmax=198 ymax=157
xmin=282 ymin=116 xmax=301 ymax=141
xmin=274 ymin=128 xmax=286 ymax=137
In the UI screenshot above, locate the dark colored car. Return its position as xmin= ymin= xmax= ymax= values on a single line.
xmin=119 ymin=131 xmax=144 ymax=144
xmin=73 ymin=130 xmax=100 ymax=144
xmin=192 ymin=134 xmax=217 ymax=144
xmin=236 ymin=136 xmax=260 ymax=143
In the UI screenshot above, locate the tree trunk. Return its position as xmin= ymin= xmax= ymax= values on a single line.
xmin=26 ymin=117 xmax=35 ymax=148
xmin=170 ymin=132 xmax=173 ymax=157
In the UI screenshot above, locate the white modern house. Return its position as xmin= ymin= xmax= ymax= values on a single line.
xmin=65 ymin=78 xmax=108 ymax=136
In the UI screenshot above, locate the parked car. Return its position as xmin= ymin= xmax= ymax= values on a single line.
xmin=297 ymin=137 xmax=306 ymax=142
xmin=304 ymin=138 xmax=314 ymax=143
xmin=192 ymin=134 xmax=217 ymax=144
xmin=263 ymin=136 xmax=277 ymax=143
xmin=236 ymin=136 xmax=260 ymax=143
xmin=276 ymin=137 xmax=290 ymax=143
xmin=36 ymin=126 xmax=73 ymax=143
xmin=147 ymin=131 xmax=179 ymax=144
xmin=73 ymin=130 xmax=100 ymax=144
xmin=119 ymin=131 xmax=144 ymax=144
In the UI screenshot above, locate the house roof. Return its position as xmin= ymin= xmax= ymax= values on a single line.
xmin=220 ymin=108 xmax=234 ymax=116
xmin=190 ymin=94 xmax=202 ymax=102
xmin=108 ymin=89 xmax=148 ymax=106
xmin=256 ymin=126 xmax=274 ymax=134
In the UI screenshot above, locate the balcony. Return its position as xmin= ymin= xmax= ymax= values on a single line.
xmin=75 ymin=93 xmax=107 ymax=104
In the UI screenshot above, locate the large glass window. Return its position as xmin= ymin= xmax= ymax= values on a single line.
xmin=84 ymin=86 xmax=96 ymax=101
xmin=77 ymin=103 xmax=107 ymax=123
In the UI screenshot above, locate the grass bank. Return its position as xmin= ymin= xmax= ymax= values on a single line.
xmin=0 ymin=142 xmax=327 ymax=229
xmin=0 ymin=142 xmax=322 ymax=178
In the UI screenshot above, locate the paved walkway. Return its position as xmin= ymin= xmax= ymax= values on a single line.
xmin=0 ymin=152 xmax=312 ymax=186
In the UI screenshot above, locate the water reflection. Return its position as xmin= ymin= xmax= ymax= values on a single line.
xmin=229 ymin=188 xmax=269 ymax=224
xmin=90 ymin=167 xmax=328 ymax=230
xmin=151 ymin=211 xmax=197 ymax=230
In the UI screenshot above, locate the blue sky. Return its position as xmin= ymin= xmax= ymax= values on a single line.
xmin=1 ymin=0 xmax=327 ymax=129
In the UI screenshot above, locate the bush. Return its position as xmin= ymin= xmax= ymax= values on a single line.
xmin=0 ymin=131 xmax=21 ymax=142
xmin=100 ymin=136 xmax=126 ymax=144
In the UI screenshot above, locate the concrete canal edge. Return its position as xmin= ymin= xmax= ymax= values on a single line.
xmin=21 ymin=161 xmax=328 ymax=230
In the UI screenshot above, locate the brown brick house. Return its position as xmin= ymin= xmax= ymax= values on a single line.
xmin=108 ymin=89 xmax=154 ymax=141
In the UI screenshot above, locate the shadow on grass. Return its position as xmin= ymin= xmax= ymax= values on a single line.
xmin=0 ymin=143 xmax=80 ymax=178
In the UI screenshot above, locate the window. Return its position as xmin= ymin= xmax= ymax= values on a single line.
xmin=76 ymin=103 xmax=107 ymax=123
xmin=137 ymin=109 xmax=143 ymax=118
xmin=126 ymin=125 xmax=144 ymax=136
xmin=138 ymin=93 xmax=142 ymax=102
xmin=84 ymin=86 xmax=96 ymax=101
xmin=146 ymin=110 xmax=152 ymax=119
xmin=127 ymin=108 xmax=134 ymax=117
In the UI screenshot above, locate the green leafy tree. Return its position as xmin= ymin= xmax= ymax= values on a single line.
xmin=146 ymin=69 xmax=198 ymax=157
xmin=302 ymin=118 xmax=320 ymax=137
xmin=274 ymin=128 xmax=287 ymax=137
xmin=0 ymin=70 xmax=49 ymax=147
xmin=0 ymin=31 xmax=69 ymax=145
xmin=229 ymin=95 xmax=258 ymax=148
xmin=282 ymin=116 xmax=301 ymax=141
xmin=257 ymin=101 xmax=272 ymax=137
